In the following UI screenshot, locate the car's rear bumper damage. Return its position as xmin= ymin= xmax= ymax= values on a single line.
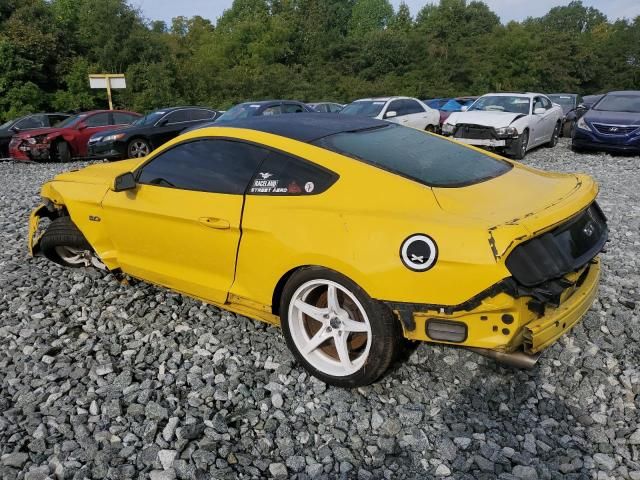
xmin=384 ymin=202 xmax=607 ymax=368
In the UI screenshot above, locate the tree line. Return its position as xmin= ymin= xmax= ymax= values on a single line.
xmin=1 ymin=0 xmax=639 ymax=121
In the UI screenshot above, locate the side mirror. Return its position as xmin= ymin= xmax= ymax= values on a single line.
xmin=577 ymin=103 xmax=588 ymax=110
xmin=385 ymin=111 xmax=397 ymax=119
xmin=157 ymin=119 xmax=169 ymax=127
xmin=10 ymin=126 xmax=19 ymax=132
xmin=460 ymin=105 xmax=469 ymax=112
xmin=77 ymin=122 xmax=87 ymax=130
xmin=533 ymin=107 xmax=546 ymax=115
xmin=113 ymin=172 xmax=137 ymax=192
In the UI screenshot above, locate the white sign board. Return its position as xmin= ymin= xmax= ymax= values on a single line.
xmin=89 ymin=76 xmax=126 ymax=89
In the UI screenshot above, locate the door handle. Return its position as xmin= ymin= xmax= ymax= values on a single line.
xmin=198 ymin=217 xmax=230 ymax=229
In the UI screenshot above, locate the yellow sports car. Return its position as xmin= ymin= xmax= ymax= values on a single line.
xmin=28 ymin=114 xmax=608 ymax=387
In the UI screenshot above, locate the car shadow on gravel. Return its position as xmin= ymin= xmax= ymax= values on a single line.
xmin=432 ymin=361 xmax=596 ymax=479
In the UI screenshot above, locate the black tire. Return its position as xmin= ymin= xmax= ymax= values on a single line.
xmin=54 ymin=141 xmax=71 ymax=163
xmin=39 ymin=216 xmax=92 ymax=268
xmin=425 ymin=124 xmax=435 ymax=133
xmin=562 ymin=120 xmax=573 ymax=138
xmin=127 ymin=138 xmax=151 ymax=158
xmin=510 ymin=130 xmax=529 ymax=160
xmin=546 ymin=122 xmax=561 ymax=148
xmin=280 ymin=267 xmax=401 ymax=388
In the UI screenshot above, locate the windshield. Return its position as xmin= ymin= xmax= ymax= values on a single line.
xmin=548 ymin=95 xmax=575 ymax=109
xmin=56 ymin=114 xmax=86 ymax=128
xmin=469 ymin=96 xmax=531 ymax=114
xmin=0 ymin=119 xmax=13 ymax=129
xmin=314 ymin=124 xmax=512 ymax=187
xmin=216 ymin=103 xmax=262 ymax=123
xmin=340 ymin=101 xmax=386 ymax=118
xmin=133 ymin=111 xmax=167 ymax=126
xmin=594 ymin=94 xmax=640 ymax=113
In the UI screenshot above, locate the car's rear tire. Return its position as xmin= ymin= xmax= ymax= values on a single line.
xmin=127 ymin=138 xmax=151 ymax=158
xmin=54 ymin=141 xmax=71 ymax=163
xmin=280 ymin=267 xmax=400 ymax=387
xmin=510 ymin=130 xmax=529 ymax=160
xmin=425 ymin=124 xmax=435 ymax=133
xmin=546 ymin=122 xmax=561 ymax=147
xmin=39 ymin=217 xmax=93 ymax=268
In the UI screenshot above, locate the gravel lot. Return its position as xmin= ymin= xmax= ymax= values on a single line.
xmin=0 ymin=139 xmax=639 ymax=480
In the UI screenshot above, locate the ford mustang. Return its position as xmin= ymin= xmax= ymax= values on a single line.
xmin=28 ymin=114 xmax=607 ymax=387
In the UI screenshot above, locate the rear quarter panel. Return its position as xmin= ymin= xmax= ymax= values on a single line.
xmin=226 ymin=133 xmax=510 ymax=308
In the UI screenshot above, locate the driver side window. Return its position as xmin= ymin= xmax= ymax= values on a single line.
xmin=137 ymin=140 xmax=269 ymax=194
xmin=85 ymin=113 xmax=110 ymax=127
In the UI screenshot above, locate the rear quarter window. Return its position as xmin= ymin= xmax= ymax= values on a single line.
xmin=313 ymin=124 xmax=512 ymax=187
xmin=249 ymin=151 xmax=338 ymax=196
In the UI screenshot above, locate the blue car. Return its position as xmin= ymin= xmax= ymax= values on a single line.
xmin=572 ymin=91 xmax=640 ymax=154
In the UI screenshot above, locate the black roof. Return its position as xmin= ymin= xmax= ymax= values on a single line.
xmin=153 ymin=106 xmax=217 ymax=112
xmin=208 ymin=113 xmax=388 ymax=143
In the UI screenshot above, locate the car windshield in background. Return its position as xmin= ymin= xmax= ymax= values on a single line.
xmin=0 ymin=119 xmax=13 ymax=129
xmin=594 ymin=94 xmax=640 ymax=113
xmin=469 ymin=96 xmax=531 ymax=114
xmin=314 ymin=124 xmax=512 ymax=187
xmin=340 ymin=101 xmax=386 ymax=118
xmin=216 ymin=104 xmax=262 ymax=122
xmin=133 ymin=111 xmax=166 ymax=126
xmin=549 ymin=95 xmax=575 ymax=108
xmin=56 ymin=114 xmax=86 ymax=128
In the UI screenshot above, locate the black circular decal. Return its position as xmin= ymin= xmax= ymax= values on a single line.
xmin=400 ymin=234 xmax=438 ymax=272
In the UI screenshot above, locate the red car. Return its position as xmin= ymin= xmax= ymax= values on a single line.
xmin=10 ymin=110 xmax=140 ymax=162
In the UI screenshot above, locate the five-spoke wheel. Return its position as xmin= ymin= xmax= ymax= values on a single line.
xmin=280 ymin=267 xmax=399 ymax=387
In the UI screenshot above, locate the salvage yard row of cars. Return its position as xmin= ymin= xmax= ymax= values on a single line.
xmin=4 ymin=90 xmax=639 ymax=163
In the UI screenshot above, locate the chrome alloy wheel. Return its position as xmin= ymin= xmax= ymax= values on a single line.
xmin=288 ymin=279 xmax=372 ymax=377
xmin=129 ymin=140 xmax=150 ymax=158
xmin=53 ymin=246 xmax=92 ymax=267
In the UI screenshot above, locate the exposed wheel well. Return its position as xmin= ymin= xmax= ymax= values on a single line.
xmin=271 ymin=266 xmax=309 ymax=316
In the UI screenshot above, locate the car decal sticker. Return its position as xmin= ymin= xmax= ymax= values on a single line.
xmin=400 ymin=234 xmax=438 ymax=272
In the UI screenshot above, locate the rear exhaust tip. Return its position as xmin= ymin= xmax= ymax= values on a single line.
xmin=467 ymin=347 xmax=540 ymax=369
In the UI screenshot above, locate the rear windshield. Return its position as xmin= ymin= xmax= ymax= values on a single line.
xmin=314 ymin=124 xmax=512 ymax=187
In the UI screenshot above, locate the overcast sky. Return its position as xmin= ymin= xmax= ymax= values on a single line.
xmin=131 ymin=0 xmax=640 ymax=25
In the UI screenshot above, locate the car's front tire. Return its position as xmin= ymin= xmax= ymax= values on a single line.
xmin=54 ymin=141 xmax=71 ymax=163
xmin=546 ymin=122 xmax=561 ymax=147
xmin=127 ymin=138 xmax=151 ymax=158
xmin=280 ymin=267 xmax=400 ymax=387
xmin=510 ymin=130 xmax=529 ymax=160
xmin=39 ymin=217 xmax=93 ymax=268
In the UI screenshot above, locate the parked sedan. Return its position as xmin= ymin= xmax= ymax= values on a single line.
xmin=10 ymin=110 xmax=140 ymax=162
xmin=28 ymin=114 xmax=606 ymax=386
xmin=88 ymin=107 xmax=219 ymax=160
xmin=572 ymin=90 xmax=640 ymax=154
xmin=215 ymin=100 xmax=314 ymax=124
xmin=548 ymin=93 xmax=588 ymax=137
xmin=340 ymin=97 xmax=439 ymax=131
xmin=0 ymin=113 xmax=71 ymax=158
xmin=307 ymin=102 xmax=344 ymax=113
xmin=442 ymin=93 xmax=563 ymax=159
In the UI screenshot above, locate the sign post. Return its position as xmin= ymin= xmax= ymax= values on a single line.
xmin=89 ymin=74 xmax=127 ymax=110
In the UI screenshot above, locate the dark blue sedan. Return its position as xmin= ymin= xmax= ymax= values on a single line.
xmin=572 ymin=91 xmax=640 ymax=154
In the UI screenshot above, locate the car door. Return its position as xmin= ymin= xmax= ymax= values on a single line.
xmin=76 ymin=112 xmax=111 ymax=155
xmin=401 ymin=99 xmax=431 ymax=129
xmin=532 ymin=96 xmax=555 ymax=145
xmin=382 ymin=100 xmax=407 ymax=125
xmin=151 ymin=110 xmax=190 ymax=147
xmin=101 ymin=139 xmax=269 ymax=303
